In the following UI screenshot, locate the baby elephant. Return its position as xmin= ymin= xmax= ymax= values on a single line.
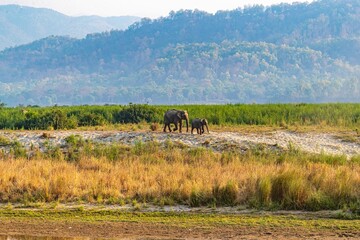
xmin=191 ymin=118 xmax=209 ymax=135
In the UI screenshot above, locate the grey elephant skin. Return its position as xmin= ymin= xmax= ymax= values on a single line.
xmin=191 ymin=118 xmax=209 ymax=135
xmin=163 ymin=109 xmax=189 ymax=133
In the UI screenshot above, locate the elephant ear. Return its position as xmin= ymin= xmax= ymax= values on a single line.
xmin=177 ymin=112 xmax=182 ymax=118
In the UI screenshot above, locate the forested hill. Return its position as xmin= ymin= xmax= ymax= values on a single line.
xmin=0 ymin=0 xmax=359 ymax=106
xmin=0 ymin=5 xmax=140 ymax=50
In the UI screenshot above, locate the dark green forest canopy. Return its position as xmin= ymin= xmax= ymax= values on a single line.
xmin=0 ymin=0 xmax=359 ymax=106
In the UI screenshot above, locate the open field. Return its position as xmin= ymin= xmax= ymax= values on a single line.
xmin=0 ymin=103 xmax=359 ymax=238
xmin=0 ymin=129 xmax=359 ymax=238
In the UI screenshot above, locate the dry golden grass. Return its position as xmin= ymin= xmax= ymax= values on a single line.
xmin=0 ymin=143 xmax=359 ymax=211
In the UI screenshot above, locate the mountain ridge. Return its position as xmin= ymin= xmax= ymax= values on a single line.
xmin=0 ymin=4 xmax=141 ymax=50
xmin=0 ymin=0 xmax=359 ymax=106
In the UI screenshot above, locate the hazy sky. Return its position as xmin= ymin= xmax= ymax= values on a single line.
xmin=0 ymin=0 xmax=312 ymax=18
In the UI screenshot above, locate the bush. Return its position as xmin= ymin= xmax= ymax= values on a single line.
xmin=78 ymin=112 xmax=107 ymax=126
xmin=305 ymin=192 xmax=336 ymax=211
xmin=114 ymin=104 xmax=160 ymax=124
xmin=10 ymin=141 xmax=27 ymax=158
xmin=257 ymin=177 xmax=272 ymax=207
xmin=189 ymin=189 xmax=210 ymax=207
xmin=212 ymin=181 xmax=238 ymax=206
xmin=150 ymin=122 xmax=159 ymax=131
xmin=271 ymin=170 xmax=310 ymax=209
xmin=0 ymin=136 xmax=11 ymax=146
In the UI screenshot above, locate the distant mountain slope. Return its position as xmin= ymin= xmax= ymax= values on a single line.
xmin=1 ymin=38 xmax=358 ymax=105
xmin=74 ymin=0 xmax=359 ymax=64
xmin=0 ymin=4 xmax=140 ymax=50
xmin=0 ymin=0 xmax=359 ymax=106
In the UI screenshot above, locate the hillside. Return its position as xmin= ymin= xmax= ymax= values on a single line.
xmin=0 ymin=0 xmax=359 ymax=106
xmin=0 ymin=4 xmax=140 ymax=50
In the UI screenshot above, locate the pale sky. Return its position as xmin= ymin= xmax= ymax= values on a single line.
xmin=0 ymin=0 xmax=312 ymax=18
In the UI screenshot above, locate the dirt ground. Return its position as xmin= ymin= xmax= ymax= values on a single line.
xmin=1 ymin=219 xmax=360 ymax=239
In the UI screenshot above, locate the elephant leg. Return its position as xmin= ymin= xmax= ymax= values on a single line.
xmin=191 ymin=127 xmax=194 ymax=134
xmin=173 ymin=121 xmax=178 ymax=132
xmin=164 ymin=123 xmax=171 ymax=132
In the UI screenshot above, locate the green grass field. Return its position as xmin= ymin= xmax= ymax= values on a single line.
xmin=0 ymin=103 xmax=359 ymax=130
xmin=0 ymin=207 xmax=359 ymax=229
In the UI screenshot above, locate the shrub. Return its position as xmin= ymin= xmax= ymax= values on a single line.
xmin=212 ymin=181 xmax=238 ymax=206
xmin=78 ymin=112 xmax=106 ymax=126
xmin=347 ymin=201 xmax=360 ymax=216
xmin=64 ymin=135 xmax=86 ymax=162
xmin=305 ymin=191 xmax=336 ymax=211
xmin=10 ymin=141 xmax=27 ymax=158
xmin=65 ymin=135 xmax=85 ymax=148
xmin=189 ymin=189 xmax=210 ymax=207
xmin=114 ymin=104 xmax=160 ymax=124
xmin=150 ymin=122 xmax=159 ymax=131
xmin=0 ymin=135 xmax=11 ymax=146
xmin=271 ymin=170 xmax=310 ymax=209
xmin=257 ymin=177 xmax=272 ymax=207
xmin=133 ymin=141 xmax=160 ymax=156
xmin=41 ymin=132 xmax=52 ymax=139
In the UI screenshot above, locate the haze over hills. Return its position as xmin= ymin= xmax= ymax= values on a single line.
xmin=0 ymin=0 xmax=359 ymax=106
xmin=0 ymin=4 xmax=140 ymax=50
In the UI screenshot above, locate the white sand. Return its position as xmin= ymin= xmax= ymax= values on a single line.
xmin=0 ymin=130 xmax=359 ymax=158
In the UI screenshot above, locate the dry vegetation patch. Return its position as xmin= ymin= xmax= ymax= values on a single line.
xmin=0 ymin=139 xmax=359 ymax=215
xmin=0 ymin=128 xmax=359 ymax=215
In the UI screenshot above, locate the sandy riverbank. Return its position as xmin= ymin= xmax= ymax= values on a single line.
xmin=1 ymin=130 xmax=359 ymax=158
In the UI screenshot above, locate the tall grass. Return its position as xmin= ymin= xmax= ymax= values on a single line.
xmin=0 ymin=103 xmax=359 ymax=129
xmin=0 ymin=140 xmax=359 ymax=212
xmin=178 ymin=103 xmax=360 ymax=128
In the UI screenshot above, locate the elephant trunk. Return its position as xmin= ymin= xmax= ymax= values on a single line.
xmin=205 ymin=123 xmax=209 ymax=133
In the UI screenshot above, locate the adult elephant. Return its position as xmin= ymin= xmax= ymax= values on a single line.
xmin=191 ymin=118 xmax=209 ymax=135
xmin=163 ymin=109 xmax=189 ymax=133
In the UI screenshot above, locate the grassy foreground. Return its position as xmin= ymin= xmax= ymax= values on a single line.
xmin=0 ymin=207 xmax=359 ymax=231
xmin=0 ymin=137 xmax=359 ymax=215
